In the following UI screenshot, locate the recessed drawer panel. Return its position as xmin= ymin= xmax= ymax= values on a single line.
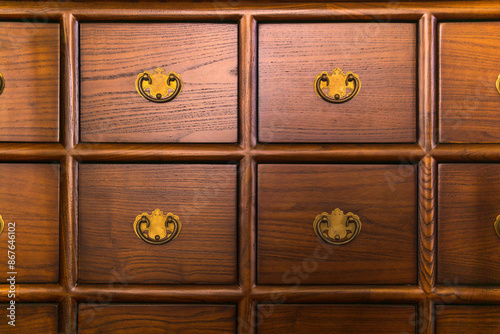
xmin=258 ymin=23 xmax=417 ymax=143
xmin=256 ymin=304 xmax=416 ymax=333
xmin=0 ymin=22 xmax=59 ymax=142
xmin=80 ymin=23 xmax=238 ymax=143
xmin=0 ymin=304 xmax=58 ymax=333
xmin=78 ymin=304 xmax=236 ymax=333
xmin=436 ymin=305 xmax=500 ymax=333
xmin=0 ymin=164 xmax=59 ymax=283
xmin=78 ymin=164 xmax=237 ymax=284
xmin=440 ymin=22 xmax=500 ymax=143
xmin=257 ymin=164 xmax=417 ymax=285
xmin=438 ymin=164 xmax=500 ymax=285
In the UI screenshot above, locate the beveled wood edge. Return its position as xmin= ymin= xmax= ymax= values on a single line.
xmin=0 ymin=284 xmax=64 ymax=303
xmin=240 ymin=15 xmax=257 ymax=150
xmin=0 ymin=143 xmax=66 ymax=161
xmin=59 ymin=296 xmax=77 ymax=334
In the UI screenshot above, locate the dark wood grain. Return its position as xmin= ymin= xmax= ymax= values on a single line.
xmin=0 ymin=164 xmax=59 ymax=283
xmin=438 ymin=164 xmax=500 ymax=285
xmin=436 ymin=305 xmax=500 ymax=334
xmin=80 ymin=23 xmax=238 ymax=143
xmin=258 ymin=23 xmax=417 ymax=143
xmin=256 ymin=304 xmax=416 ymax=333
xmin=78 ymin=304 xmax=236 ymax=333
xmin=78 ymin=164 xmax=237 ymax=284
xmin=439 ymin=22 xmax=500 ymax=143
xmin=257 ymin=164 xmax=417 ymax=285
xmin=0 ymin=22 xmax=59 ymax=142
xmin=0 ymin=304 xmax=58 ymax=333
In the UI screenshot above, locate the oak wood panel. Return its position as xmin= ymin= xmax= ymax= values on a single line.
xmin=258 ymin=23 xmax=417 ymax=143
xmin=439 ymin=22 xmax=500 ymax=143
xmin=0 ymin=304 xmax=58 ymax=333
xmin=78 ymin=304 xmax=236 ymax=333
xmin=256 ymin=304 xmax=416 ymax=333
xmin=438 ymin=164 xmax=500 ymax=285
xmin=80 ymin=23 xmax=238 ymax=143
xmin=78 ymin=164 xmax=237 ymax=284
xmin=257 ymin=164 xmax=417 ymax=285
xmin=435 ymin=305 xmax=500 ymax=333
xmin=0 ymin=164 xmax=59 ymax=283
xmin=0 ymin=22 xmax=59 ymax=142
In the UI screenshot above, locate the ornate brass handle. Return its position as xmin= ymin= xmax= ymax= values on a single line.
xmin=494 ymin=215 xmax=500 ymax=238
xmin=313 ymin=208 xmax=361 ymax=245
xmin=135 ymin=67 xmax=182 ymax=103
xmin=0 ymin=73 xmax=5 ymax=95
xmin=133 ymin=209 xmax=181 ymax=245
xmin=0 ymin=215 xmax=4 ymax=235
xmin=496 ymin=74 xmax=500 ymax=95
xmin=314 ymin=68 xmax=361 ymax=103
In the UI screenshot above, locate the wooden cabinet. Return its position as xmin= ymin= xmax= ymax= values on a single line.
xmin=0 ymin=1 xmax=499 ymax=333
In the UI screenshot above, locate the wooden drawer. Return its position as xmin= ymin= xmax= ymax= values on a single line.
xmin=439 ymin=22 xmax=500 ymax=143
xmin=256 ymin=304 xmax=416 ymax=333
xmin=438 ymin=164 xmax=500 ymax=285
xmin=78 ymin=164 xmax=237 ymax=284
xmin=0 ymin=164 xmax=59 ymax=283
xmin=258 ymin=23 xmax=417 ymax=143
xmin=78 ymin=304 xmax=236 ymax=333
xmin=257 ymin=164 xmax=417 ymax=285
xmin=436 ymin=305 xmax=500 ymax=333
xmin=80 ymin=23 xmax=238 ymax=143
xmin=0 ymin=304 xmax=58 ymax=333
xmin=0 ymin=22 xmax=59 ymax=142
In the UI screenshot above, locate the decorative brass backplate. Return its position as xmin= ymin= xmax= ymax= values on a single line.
xmin=314 ymin=68 xmax=361 ymax=103
xmin=494 ymin=215 xmax=500 ymax=238
xmin=133 ymin=209 xmax=181 ymax=245
xmin=135 ymin=67 xmax=182 ymax=103
xmin=313 ymin=208 xmax=362 ymax=245
xmin=496 ymin=74 xmax=500 ymax=95
xmin=0 ymin=73 xmax=5 ymax=95
xmin=0 ymin=215 xmax=4 ymax=235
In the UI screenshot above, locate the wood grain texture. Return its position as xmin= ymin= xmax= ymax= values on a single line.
xmin=438 ymin=164 xmax=500 ymax=285
xmin=80 ymin=23 xmax=238 ymax=143
xmin=256 ymin=304 xmax=416 ymax=333
xmin=78 ymin=304 xmax=236 ymax=333
xmin=436 ymin=305 xmax=500 ymax=334
xmin=78 ymin=164 xmax=237 ymax=284
xmin=0 ymin=22 xmax=59 ymax=142
xmin=257 ymin=164 xmax=417 ymax=285
xmin=0 ymin=164 xmax=59 ymax=283
xmin=258 ymin=23 xmax=417 ymax=143
xmin=0 ymin=304 xmax=58 ymax=333
xmin=439 ymin=22 xmax=500 ymax=143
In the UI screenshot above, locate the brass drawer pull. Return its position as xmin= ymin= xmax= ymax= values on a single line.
xmin=496 ymin=74 xmax=500 ymax=95
xmin=495 ymin=215 xmax=500 ymax=238
xmin=0 ymin=73 xmax=5 ymax=95
xmin=0 ymin=215 xmax=4 ymax=235
xmin=314 ymin=68 xmax=361 ymax=103
xmin=133 ymin=209 xmax=181 ymax=245
xmin=313 ymin=208 xmax=361 ymax=245
xmin=135 ymin=67 xmax=182 ymax=103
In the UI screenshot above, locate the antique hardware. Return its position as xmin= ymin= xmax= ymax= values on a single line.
xmin=313 ymin=208 xmax=361 ymax=245
xmin=133 ymin=209 xmax=181 ymax=245
xmin=496 ymin=74 xmax=500 ymax=95
xmin=135 ymin=67 xmax=182 ymax=103
xmin=0 ymin=215 xmax=4 ymax=235
xmin=495 ymin=215 xmax=500 ymax=238
xmin=0 ymin=73 xmax=4 ymax=95
xmin=314 ymin=68 xmax=361 ymax=103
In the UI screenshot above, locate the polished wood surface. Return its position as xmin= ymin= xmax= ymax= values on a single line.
xmin=0 ymin=22 xmax=59 ymax=142
xmin=0 ymin=164 xmax=59 ymax=283
xmin=439 ymin=22 xmax=500 ymax=143
xmin=0 ymin=304 xmax=58 ymax=333
xmin=80 ymin=23 xmax=238 ymax=143
xmin=78 ymin=304 xmax=237 ymax=333
xmin=435 ymin=305 xmax=500 ymax=333
xmin=257 ymin=164 xmax=417 ymax=285
xmin=258 ymin=23 xmax=417 ymax=143
xmin=78 ymin=164 xmax=237 ymax=284
xmin=256 ymin=304 xmax=416 ymax=333
xmin=438 ymin=163 xmax=500 ymax=285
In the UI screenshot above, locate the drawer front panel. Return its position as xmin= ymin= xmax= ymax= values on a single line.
xmin=80 ymin=23 xmax=238 ymax=143
xmin=438 ymin=164 xmax=500 ymax=284
xmin=258 ymin=23 xmax=417 ymax=143
xmin=0 ymin=22 xmax=59 ymax=142
xmin=436 ymin=305 xmax=500 ymax=333
xmin=78 ymin=304 xmax=236 ymax=333
xmin=78 ymin=164 xmax=237 ymax=284
xmin=257 ymin=164 xmax=417 ymax=285
xmin=440 ymin=22 xmax=500 ymax=143
xmin=256 ymin=304 xmax=416 ymax=333
xmin=0 ymin=164 xmax=59 ymax=283
xmin=0 ymin=304 xmax=58 ymax=333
